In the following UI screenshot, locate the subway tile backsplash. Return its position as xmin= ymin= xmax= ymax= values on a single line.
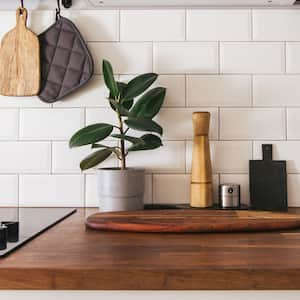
xmin=187 ymin=10 xmax=251 ymax=41
xmin=220 ymin=42 xmax=285 ymax=74
xmin=220 ymin=108 xmax=286 ymax=140
xmin=153 ymin=42 xmax=219 ymax=74
xmin=120 ymin=10 xmax=186 ymax=41
xmin=0 ymin=8 xmax=300 ymax=206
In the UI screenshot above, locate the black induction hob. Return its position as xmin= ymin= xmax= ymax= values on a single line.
xmin=0 ymin=207 xmax=76 ymax=257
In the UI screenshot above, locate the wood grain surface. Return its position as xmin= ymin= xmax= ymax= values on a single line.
xmin=2 ymin=208 xmax=300 ymax=290
xmin=0 ymin=8 xmax=40 ymax=96
xmin=86 ymin=209 xmax=300 ymax=233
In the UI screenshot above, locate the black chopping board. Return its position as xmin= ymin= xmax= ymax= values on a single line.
xmin=250 ymin=144 xmax=287 ymax=211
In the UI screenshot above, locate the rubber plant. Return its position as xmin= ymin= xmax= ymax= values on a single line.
xmin=69 ymin=59 xmax=166 ymax=170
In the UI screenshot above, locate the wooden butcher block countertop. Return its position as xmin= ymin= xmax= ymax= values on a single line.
xmin=2 ymin=208 xmax=300 ymax=290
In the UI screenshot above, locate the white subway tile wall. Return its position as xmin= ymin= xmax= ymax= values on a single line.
xmin=0 ymin=8 xmax=299 ymax=207
xmin=187 ymin=75 xmax=252 ymax=107
xmin=220 ymin=42 xmax=285 ymax=74
xmin=153 ymin=42 xmax=219 ymax=74
xmin=120 ymin=10 xmax=186 ymax=41
xmin=286 ymin=43 xmax=300 ymax=73
xmin=187 ymin=10 xmax=251 ymax=41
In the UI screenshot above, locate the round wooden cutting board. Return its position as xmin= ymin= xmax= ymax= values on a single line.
xmin=86 ymin=209 xmax=300 ymax=233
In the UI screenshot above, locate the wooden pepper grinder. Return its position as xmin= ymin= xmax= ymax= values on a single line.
xmin=190 ymin=112 xmax=213 ymax=208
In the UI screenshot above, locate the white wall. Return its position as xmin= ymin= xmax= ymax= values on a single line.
xmin=1 ymin=6 xmax=300 ymax=207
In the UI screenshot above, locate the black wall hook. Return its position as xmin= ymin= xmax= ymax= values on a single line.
xmin=62 ymin=0 xmax=72 ymax=8
xmin=19 ymin=0 xmax=25 ymax=15
xmin=56 ymin=0 xmax=61 ymax=20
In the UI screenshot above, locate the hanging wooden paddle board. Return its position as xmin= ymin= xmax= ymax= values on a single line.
xmin=86 ymin=209 xmax=300 ymax=233
xmin=0 ymin=8 xmax=40 ymax=96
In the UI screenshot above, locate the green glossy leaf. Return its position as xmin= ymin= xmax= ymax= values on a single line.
xmin=91 ymin=143 xmax=110 ymax=149
xmin=109 ymin=99 xmax=132 ymax=117
xmin=109 ymin=82 xmax=134 ymax=111
xmin=69 ymin=123 xmax=113 ymax=148
xmin=131 ymin=87 xmax=166 ymax=119
xmin=128 ymin=134 xmax=163 ymax=151
xmin=123 ymin=73 xmax=158 ymax=99
xmin=80 ymin=149 xmax=112 ymax=171
xmin=102 ymin=60 xmax=119 ymax=99
xmin=111 ymin=134 xmax=144 ymax=144
xmin=122 ymin=99 xmax=134 ymax=110
xmin=91 ymin=146 xmax=121 ymax=159
xmin=125 ymin=118 xmax=163 ymax=135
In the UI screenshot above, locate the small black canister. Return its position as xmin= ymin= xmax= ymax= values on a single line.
xmin=1 ymin=222 xmax=19 ymax=242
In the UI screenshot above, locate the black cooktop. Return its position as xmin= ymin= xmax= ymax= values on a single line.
xmin=0 ymin=208 xmax=76 ymax=257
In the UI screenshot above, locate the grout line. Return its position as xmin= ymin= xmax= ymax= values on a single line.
xmin=2 ymin=137 xmax=300 ymax=142
xmin=17 ymin=108 xmax=21 ymax=140
xmin=94 ymin=71 xmax=299 ymax=76
xmin=152 ymin=42 xmax=154 ymax=72
xmin=84 ymin=174 xmax=87 ymax=208
xmin=83 ymin=107 xmax=87 ymax=126
xmin=17 ymin=174 xmax=20 ymax=208
xmin=218 ymin=107 xmax=221 ymax=140
xmin=5 ymin=7 xmax=300 ymax=11
xmin=285 ymin=107 xmax=288 ymax=140
xmin=250 ymin=75 xmax=254 ymax=107
xmin=9 ymin=171 xmax=300 ymax=175
xmin=118 ymin=9 xmax=121 ymax=42
xmin=284 ymin=41 xmax=287 ymax=74
xmin=184 ymin=140 xmax=188 ymax=174
xmin=184 ymin=9 xmax=187 ymax=41
xmin=1 ymin=138 xmax=297 ymax=143
xmin=95 ymin=72 xmax=299 ymax=76
xmin=250 ymin=9 xmax=254 ymax=41
xmin=15 ymin=104 xmax=300 ymax=109
xmin=184 ymin=74 xmax=187 ymax=107
xmin=150 ymin=173 xmax=154 ymax=204
xmin=9 ymin=173 xmax=93 ymax=176
xmin=149 ymin=172 xmax=252 ymax=176
xmin=87 ymin=40 xmax=290 ymax=44
xmin=10 ymin=171 xmax=300 ymax=176
xmin=50 ymin=141 xmax=53 ymax=175
xmin=218 ymin=41 xmax=221 ymax=74
xmin=106 ymin=73 xmax=300 ymax=77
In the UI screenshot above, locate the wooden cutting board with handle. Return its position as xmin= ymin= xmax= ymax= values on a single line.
xmin=250 ymin=144 xmax=287 ymax=211
xmin=0 ymin=8 xmax=40 ymax=96
xmin=86 ymin=209 xmax=300 ymax=233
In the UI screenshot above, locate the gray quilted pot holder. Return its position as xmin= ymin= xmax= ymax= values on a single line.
xmin=38 ymin=16 xmax=94 ymax=103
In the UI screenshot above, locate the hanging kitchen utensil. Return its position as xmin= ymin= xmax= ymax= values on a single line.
xmin=38 ymin=0 xmax=94 ymax=103
xmin=249 ymin=144 xmax=288 ymax=211
xmin=0 ymin=3 xmax=40 ymax=96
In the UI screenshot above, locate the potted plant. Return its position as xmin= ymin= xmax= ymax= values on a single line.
xmin=69 ymin=60 xmax=166 ymax=212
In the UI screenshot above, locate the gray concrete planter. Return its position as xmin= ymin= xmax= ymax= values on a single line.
xmin=97 ymin=168 xmax=145 ymax=212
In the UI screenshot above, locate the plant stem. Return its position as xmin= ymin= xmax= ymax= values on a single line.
xmin=118 ymin=113 xmax=126 ymax=170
